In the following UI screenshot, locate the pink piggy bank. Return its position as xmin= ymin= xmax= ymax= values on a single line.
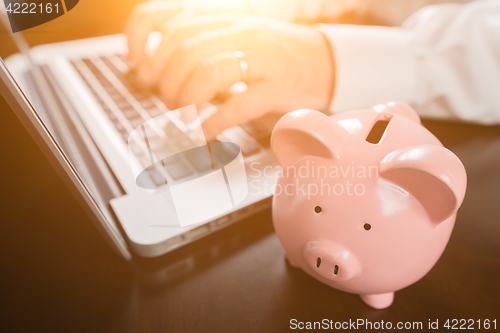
xmin=271 ymin=102 xmax=467 ymax=309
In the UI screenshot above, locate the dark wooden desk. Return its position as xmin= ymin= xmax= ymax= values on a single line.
xmin=0 ymin=2 xmax=499 ymax=332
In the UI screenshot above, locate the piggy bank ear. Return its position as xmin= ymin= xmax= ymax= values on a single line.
xmin=373 ymin=101 xmax=421 ymax=124
xmin=380 ymin=145 xmax=467 ymax=223
xmin=271 ymin=109 xmax=343 ymax=167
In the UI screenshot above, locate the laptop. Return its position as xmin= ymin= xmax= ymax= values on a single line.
xmin=0 ymin=13 xmax=279 ymax=259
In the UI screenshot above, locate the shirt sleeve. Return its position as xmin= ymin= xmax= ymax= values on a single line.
xmin=317 ymin=0 xmax=500 ymax=124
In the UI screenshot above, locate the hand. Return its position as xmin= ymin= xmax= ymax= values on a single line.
xmin=133 ymin=15 xmax=335 ymax=140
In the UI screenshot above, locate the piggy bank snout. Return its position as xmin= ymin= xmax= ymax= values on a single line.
xmin=303 ymin=241 xmax=362 ymax=282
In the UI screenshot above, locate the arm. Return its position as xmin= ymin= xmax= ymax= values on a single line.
xmin=319 ymin=0 xmax=500 ymax=124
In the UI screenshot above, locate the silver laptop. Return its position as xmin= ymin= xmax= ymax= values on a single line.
xmin=1 ymin=15 xmax=279 ymax=259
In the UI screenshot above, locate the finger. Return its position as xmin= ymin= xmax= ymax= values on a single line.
xmin=160 ymin=25 xmax=259 ymax=107
xmin=124 ymin=1 xmax=183 ymax=67
xmin=138 ymin=13 xmax=239 ymax=85
xmin=201 ymin=81 xmax=277 ymax=140
xmin=176 ymin=51 xmax=246 ymax=110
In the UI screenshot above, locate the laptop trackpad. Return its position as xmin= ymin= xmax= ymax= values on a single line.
xmin=110 ymin=189 xmax=189 ymax=247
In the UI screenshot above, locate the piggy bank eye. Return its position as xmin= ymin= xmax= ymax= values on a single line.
xmin=364 ymin=223 xmax=371 ymax=231
xmin=314 ymin=206 xmax=322 ymax=214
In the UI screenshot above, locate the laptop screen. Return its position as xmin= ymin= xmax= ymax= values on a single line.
xmin=0 ymin=58 xmax=131 ymax=259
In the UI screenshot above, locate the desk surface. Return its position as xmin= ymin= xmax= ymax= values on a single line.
xmin=0 ymin=2 xmax=499 ymax=332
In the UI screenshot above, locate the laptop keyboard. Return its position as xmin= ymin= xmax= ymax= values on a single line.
xmin=70 ymin=54 xmax=271 ymax=188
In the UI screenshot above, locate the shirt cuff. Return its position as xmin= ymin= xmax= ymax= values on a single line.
xmin=316 ymin=24 xmax=416 ymax=113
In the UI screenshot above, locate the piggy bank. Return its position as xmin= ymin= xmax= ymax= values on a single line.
xmin=271 ymin=102 xmax=467 ymax=309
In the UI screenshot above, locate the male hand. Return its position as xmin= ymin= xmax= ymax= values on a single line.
xmin=125 ymin=5 xmax=334 ymax=140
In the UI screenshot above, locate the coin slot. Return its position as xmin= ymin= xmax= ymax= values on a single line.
xmin=366 ymin=119 xmax=390 ymax=144
xmin=316 ymin=257 xmax=322 ymax=268
xmin=334 ymin=265 xmax=339 ymax=275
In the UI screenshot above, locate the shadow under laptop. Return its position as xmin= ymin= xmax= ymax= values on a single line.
xmin=129 ymin=207 xmax=275 ymax=294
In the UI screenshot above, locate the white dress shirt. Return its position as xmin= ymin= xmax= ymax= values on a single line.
xmin=250 ymin=0 xmax=500 ymax=124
